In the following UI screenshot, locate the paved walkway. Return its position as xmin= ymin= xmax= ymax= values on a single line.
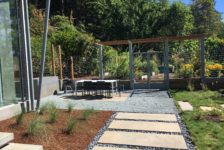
xmin=92 ymin=112 xmax=188 ymax=150
xmin=41 ymin=90 xmax=177 ymax=113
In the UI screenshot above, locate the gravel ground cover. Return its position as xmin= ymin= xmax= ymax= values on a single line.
xmin=40 ymin=90 xmax=177 ymax=113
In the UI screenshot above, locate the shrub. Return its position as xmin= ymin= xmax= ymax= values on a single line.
xmin=179 ymin=64 xmax=194 ymax=78
xmin=192 ymin=109 xmax=204 ymax=120
xmin=208 ymin=109 xmax=222 ymax=117
xmin=65 ymin=117 xmax=77 ymax=135
xmin=187 ymin=80 xmax=194 ymax=91
xmin=47 ymin=102 xmax=57 ymax=111
xmin=38 ymin=102 xmax=57 ymax=115
xmin=38 ymin=104 xmax=48 ymax=115
xmin=15 ymin=112 xmax=24 ymax=125
xmin=48 ymin=110 xmax=58 ymax=123
xmin=82 ymin=108 xmax=96 ymax=120
xmin=201 ymin=83 xmax=209 ymax=91
xmin=27 ymin=117 xmax=45 ymax=136
xmin=67 ymin=102 xmax=75 ymax=113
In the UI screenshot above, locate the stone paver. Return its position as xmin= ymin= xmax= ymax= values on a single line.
xmin=115 ymin=112 xmax=177 ymax=121
xmin=2 ymin=143 xmax=43 ymax=150
xmin=108 ymin=120 xmax=181 ymax=133
xmin=200 ymin=106 xmax=213 ymax=111
xmin=0 ymin=132 xmax=14 ymax=147
xmin=221 ymin=104 xmax=224 ymax=109
xmin=93 ymin=146 xmax=136 ymax=150
xmin=98 ymin=131 xmax=187 ymax=149
xmin=178 ymin=101 xmax=193 ymax=111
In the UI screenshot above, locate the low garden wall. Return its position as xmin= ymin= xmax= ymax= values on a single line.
xmin=34 ymin=76 xmax=59 ymax=99
xmin=170 ymin=77 xmax=224 ymax=90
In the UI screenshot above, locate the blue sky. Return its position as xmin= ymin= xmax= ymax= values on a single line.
xmin=172 ymin=0 xmax=224 ymax=20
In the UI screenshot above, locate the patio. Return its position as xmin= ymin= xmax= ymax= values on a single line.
xmin=41 ymin=90 xmax=177 ymax=115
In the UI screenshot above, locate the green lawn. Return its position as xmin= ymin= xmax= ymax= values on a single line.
xmin=172 ymin=90 xmax=224 ymax=150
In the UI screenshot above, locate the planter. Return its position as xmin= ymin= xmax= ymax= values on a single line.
xmin=209 ymin=70 xmax=220 ymax=77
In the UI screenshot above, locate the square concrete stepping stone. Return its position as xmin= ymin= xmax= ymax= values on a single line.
xmin=0 ymin=132 xmax=14 ymax=147
xmin=221 ymin=104 xmax=224 ymax=109
xmin=98 ymin=131 xmax=187 ymax=149
xmin=178 ymin=101 xmax=193 ymax=111
xmin=93 ymin=146 xmax=136 ymax=150
xmin=2 ymin=143 xmax=43 ymax=150
xmin=108 ymin=120 xmax=181 ymax=133
xmin=200 ymin=106 xmax=221 ymax=112
xmin=116 ymin=113 xmax=177 ymax=122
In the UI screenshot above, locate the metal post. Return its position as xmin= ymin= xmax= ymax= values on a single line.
xmin=99 ymin=44 xmax=104 ymax=80
xmin=24 ymin=0 xmax=35 ymax=110
xmin=146 ymin=51 xmax=151 ymax=89
xmin=129 ymin=41 xmax=134 ymax=89
xmin=164 ymin=40 xmax=169 ymax=89
xmin=36 ymin=0 xmax=51 ymax=109
xmin=21 ymin=0 xmax=31 ymax=105
xmin=200 ymin=37 xmax=205 ymax=82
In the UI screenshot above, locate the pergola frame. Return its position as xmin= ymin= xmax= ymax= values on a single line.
xmin=97 ymin=34 xmax=206 ymax=90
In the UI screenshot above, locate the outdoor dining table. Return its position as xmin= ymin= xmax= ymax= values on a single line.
xmin=74 ymin=80 xmax=118 ymax=96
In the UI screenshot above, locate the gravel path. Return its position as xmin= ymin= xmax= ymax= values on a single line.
xmin=40 ymin=90 xmax=177 ymax=113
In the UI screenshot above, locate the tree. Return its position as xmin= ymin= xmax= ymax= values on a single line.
xmin=191 ymin=0 xmax=222 ymax=35
xmin=161 ymin=2 xmax=194 ymax=36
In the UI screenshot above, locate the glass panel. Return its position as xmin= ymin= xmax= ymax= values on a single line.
xmin=0 ymin=0 xmax=21 ymax=106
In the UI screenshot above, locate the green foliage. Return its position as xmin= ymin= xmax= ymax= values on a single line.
xmin=192 ymin=109 xmax=204 ymax=120
xmin=38 ymin=104 xmax=48 ymax=115
xmin=191 ymin=0 xmax=222 ymax=35
xmin=104 ymin=48 xmax=130 ymax=79
xmin=187 ymin=80 xmax=195 ymax=91
xmin=27 ymin=117 xmax=45 ymax=136
xmin=173 ymin=91 xmax=224 ymax=149
xmin=48 ymin=110 xmax=58 ymax=123
xmin=209 ymin=109 xmax=222 ymax=117
xmin=15 ymin=112 xmax=24 ymax=125
xmin=65 ymin=116 xmax=77 ymax=135
xmin=201 ymin=83 xmax=209 ymax=91
xmin=67 ymin=102 xmax=75 ymax=113
xmin=31 ymin=36 xmax=51 ymax=77
xmin=82 ymin=108 xmax=96 ymax=120
xmin=50 ymin=15 xmax=98 ymax=76
xmin=39 ymin=102 xmax=57 ymax=116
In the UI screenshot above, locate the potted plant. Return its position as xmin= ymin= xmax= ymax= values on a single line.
xmin=207 ymin=63 xmax=223 ymax=77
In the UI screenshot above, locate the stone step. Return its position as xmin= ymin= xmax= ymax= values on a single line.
xmin=116 ymin=113 xmax=177 ymax=122
xmin=0 ymin=132 xmax=14 ymax=147
xmin=2 ymin=143 xmax=43 ymax=150
xmin=93 ymin=146 xmax=137 ymax=150
xmin=98 ymin=131 xmax=187 ymax=149
xmin=108 ymin=120 xmax=181 ymax=133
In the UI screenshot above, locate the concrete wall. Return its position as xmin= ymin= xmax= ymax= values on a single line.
xmin=170 ymin=78 xmax=224 ymax=90
xmin=0 ymin=103 xmax=22 ymax=121
xmin=33 ymin=76 xmax=59 ymax=99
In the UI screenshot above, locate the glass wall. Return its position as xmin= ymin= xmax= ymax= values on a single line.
xmin=0 ymin=0 xmax=21 ymax=106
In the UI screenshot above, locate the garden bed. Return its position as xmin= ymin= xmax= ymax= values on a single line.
xmin=172 ymin=90 xmax=224 ymax=149
xmin=0 ymin=109 xmax=112 ymax=150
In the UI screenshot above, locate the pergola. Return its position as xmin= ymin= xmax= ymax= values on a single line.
xmin=97 ymin=34 xmax=206 ymax=90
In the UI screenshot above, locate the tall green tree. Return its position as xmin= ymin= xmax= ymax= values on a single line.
xmin=191 ymin=0 xmax=222 ymax=34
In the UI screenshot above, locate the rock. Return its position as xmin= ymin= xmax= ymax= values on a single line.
xmin=178 ymin=101 xmax=193 ymax=111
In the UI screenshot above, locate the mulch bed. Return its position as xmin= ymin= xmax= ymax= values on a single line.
xmin=0 ymin=110 xmax=112 ymax=150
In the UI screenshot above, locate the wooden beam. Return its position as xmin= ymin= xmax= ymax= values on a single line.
xmin=98 ymin=34 xmax=206 ymax=46
xmin=51 ymin=44 xmax=56 ymax=76
xmin=70 ymin=56 xmax=74 ymax=80
xmin=58 ymin=45 xmax=63 ymax=80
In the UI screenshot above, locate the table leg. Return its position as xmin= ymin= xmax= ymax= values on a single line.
xmin=75 ymin=82 xmax=77 ymax=96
